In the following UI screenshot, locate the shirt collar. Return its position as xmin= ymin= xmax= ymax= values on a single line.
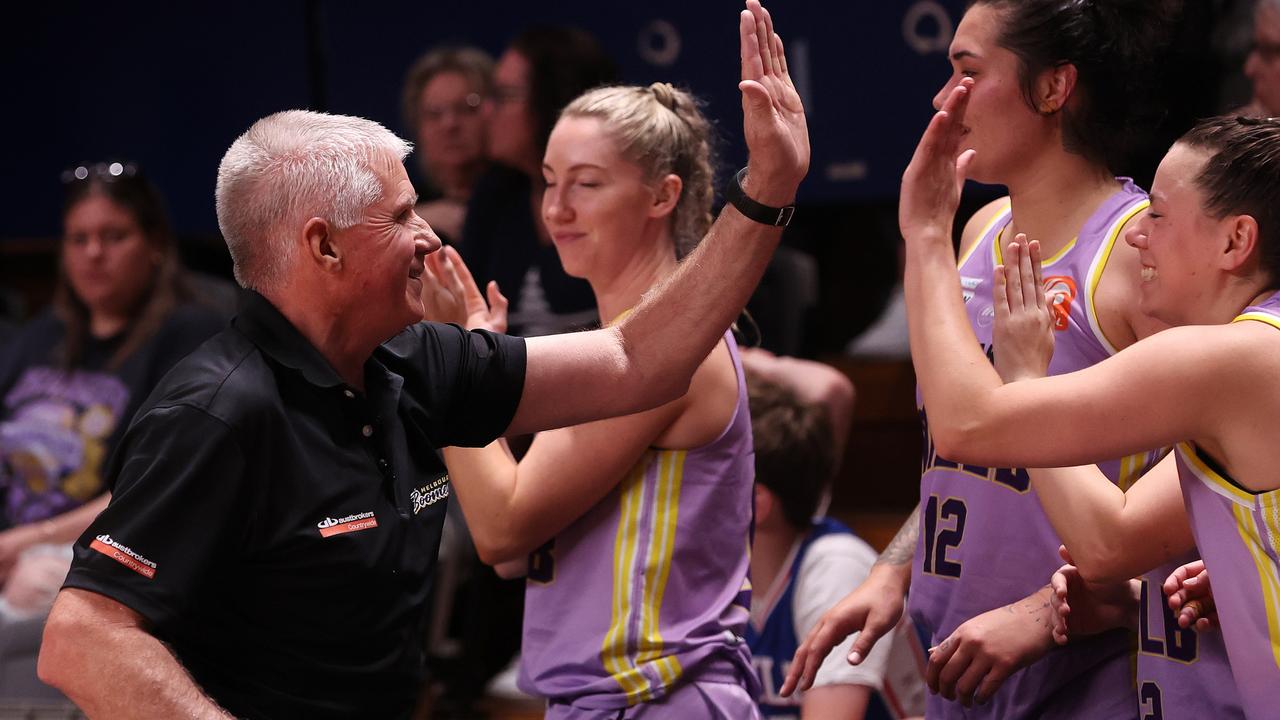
xmin=232 ymin=290 xmax=346 ymax=390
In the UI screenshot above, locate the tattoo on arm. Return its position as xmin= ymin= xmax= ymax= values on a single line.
xmin=876 ymin=505 xmax=920 ymax=566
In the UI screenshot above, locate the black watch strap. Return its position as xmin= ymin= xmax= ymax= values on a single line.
xmin=724 ymin=167 xmax=795 ymax=227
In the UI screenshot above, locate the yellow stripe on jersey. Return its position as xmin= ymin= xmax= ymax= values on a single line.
xmin=1086 ymin=199 xmax=1150 ymax=355
xmin=958 ymin=202 xmax=1011 ymax=269
xmin=1233 ymin=312 xmax=1280 ymax=332
xmin=1177 ymin=442 xmax=1257 ymax=506
xmin=1231 ymin=501 xmax=1280 ymax=671
xmin=636 ymin=451 xmax=686 ymax=691
xmin=602 ymin=460 xmax=651 ymax=702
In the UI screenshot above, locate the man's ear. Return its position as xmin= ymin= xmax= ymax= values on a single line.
xmin=649 ymin=173 xmax=683 ymax=220
xmin=303 ymin=217 xmax=342 ymax=273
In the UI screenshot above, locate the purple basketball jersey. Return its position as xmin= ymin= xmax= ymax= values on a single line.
xmin=1173 ymin=290 xmax=1280 ymax=719
xmin=1135 ymin=552 xmax=1243 ymax=719
xmin=910 ymin=181 xmax=1158 ymax=719
xmin=518 ymin=331 xmax=758 ymax=711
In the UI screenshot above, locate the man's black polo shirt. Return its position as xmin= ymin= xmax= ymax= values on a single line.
xmin=62 ymin=291 xmax=526 ymax=719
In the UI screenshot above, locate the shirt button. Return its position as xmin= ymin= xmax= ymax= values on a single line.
xmin=361 ymin=425 xmax=374 ymax=437
xmin=343 ymin=390 xmax=355 ymax=399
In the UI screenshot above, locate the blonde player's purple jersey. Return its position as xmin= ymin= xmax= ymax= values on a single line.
xmin=518 ymin=330 xmax=758 ymax=711
xmin=1136 ymin=553 xmax=1243 ymax=719
xmin=1174 ymin=290 xmax=1280 ymax=719
xmin=910 ymin=180 xmax=1160 ymax=719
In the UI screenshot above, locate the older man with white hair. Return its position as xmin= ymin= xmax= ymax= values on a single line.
xmin=36 ymin=2 xmax=807 ymax=718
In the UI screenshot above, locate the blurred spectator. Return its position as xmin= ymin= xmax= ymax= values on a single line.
xmin=462 ymin=26 xmax=617 ymax=336
xmin=401 ymin=45 xmax=494 ymax=244
xmin=1244 ymin=0 xmax=1280 ymax=115
xmin=0 ymin=163 xmax=224 ymax=701
xmin=745 ymin=369 xmax=927 ymax=720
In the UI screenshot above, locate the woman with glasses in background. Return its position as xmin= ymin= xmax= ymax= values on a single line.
xmin=401 ymin=46 xmax=494 ymax=245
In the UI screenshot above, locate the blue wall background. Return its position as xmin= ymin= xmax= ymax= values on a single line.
xmin=1 ymin=0 xmax=965 ymax=241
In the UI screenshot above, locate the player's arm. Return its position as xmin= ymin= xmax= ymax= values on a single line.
xmin=40 ymin=589 xmax=232 ymax=719
xmin=445 ymin=343 xmax=731 ymax=564
xmin=1028 ymin=455 xmax=1195 ymax=584
xmin=504 ymin=1 xmax=807 ymax=437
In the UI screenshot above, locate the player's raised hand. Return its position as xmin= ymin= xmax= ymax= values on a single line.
xmin=993 ymin=237 xmax=1055 ymax=382
xmin=899 ymin=78 xmax=975 ymax=247
xmin=738 ymin=0 xmax=809 ymax=205
xmin=421 ymin=246 xmax=509 ymax=333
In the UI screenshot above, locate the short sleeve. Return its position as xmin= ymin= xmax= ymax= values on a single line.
xmin=384 ymin=322 xmax=527 ymax=448
xmin=62 ymin=404 xmax=249 ymax=627
xmin=793 ymin=534 xmax=892 ymax=691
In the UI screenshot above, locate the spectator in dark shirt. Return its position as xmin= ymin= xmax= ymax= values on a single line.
xmin=463 ymin=26 xmax=617 ymax=336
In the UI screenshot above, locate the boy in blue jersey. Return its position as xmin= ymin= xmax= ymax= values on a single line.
xmin=745 ymin=367 xmax=926 ymax=720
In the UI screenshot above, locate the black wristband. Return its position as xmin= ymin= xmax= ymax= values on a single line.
xmin=724 ymin=167 xmax=795 ymax=227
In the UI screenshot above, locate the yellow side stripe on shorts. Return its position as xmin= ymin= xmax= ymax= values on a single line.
xmin=602 ymin=460 xmax=650 ymax=701
xmin=636 ymin=451 xmax=686 ymax=691
xmin=1232 ymin=501 xmax=1280 ymax=671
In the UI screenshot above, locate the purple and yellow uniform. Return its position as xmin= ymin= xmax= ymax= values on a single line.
xmin=519 ymin=330 xmax=759 ymax=716
xmin=911 ymin=181 xmax=1160 ymax=718
xmin=1135 ymin=553 xmax=1243 ymax=719
xmin=1175 ymin=290 xmax=1280 ymax=719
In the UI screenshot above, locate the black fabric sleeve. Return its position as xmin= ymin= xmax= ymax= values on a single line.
xmin=61 ymin=404 xmax=249 ymax=627
xmin=387 ymin=322 xmax=527 ymax=448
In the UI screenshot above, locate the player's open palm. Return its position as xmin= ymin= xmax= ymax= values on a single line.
xmin=993 ymin=237 xmax=1054 ymax=383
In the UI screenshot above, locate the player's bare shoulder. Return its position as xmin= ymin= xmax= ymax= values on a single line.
xmin=958 ymin=197 xmax=1010 ymax=261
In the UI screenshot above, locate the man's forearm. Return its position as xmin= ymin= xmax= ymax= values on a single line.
xmin=40 ymin=589 xmax=232 ymax=720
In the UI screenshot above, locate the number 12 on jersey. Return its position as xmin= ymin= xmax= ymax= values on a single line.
xmin=922 ymin=495 xmax=966 ymax=577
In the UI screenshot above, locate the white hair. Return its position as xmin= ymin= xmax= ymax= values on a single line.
xmin=215 ymin=110 xmax=412 ymax=290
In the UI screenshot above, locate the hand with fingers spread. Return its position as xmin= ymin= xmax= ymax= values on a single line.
xmin=1049 ymin=545 xmax=1140 ymax=647
xmin=993 ymin=237 xmax=1055 ymax=383
xmin=925 ymin=588 xmax=1057 ymax=708
xmin=737 ymin=0 xmax=809 ymax=205
xmin=899 ymin=78 xmax=975 ymax=247
xmin=780 ymin=563 xmax=907 ymax=697
xmin=420 ymin=245 xmax=509 ymax=333
xmin=1164 ymin=559 xmax=1219 ymax=631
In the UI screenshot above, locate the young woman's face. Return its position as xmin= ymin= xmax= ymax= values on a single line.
xmin=415 ymin=70 xmax=487 ymax=174
xmin=1125 ymin=144 xmax=1225 ymax=325
xmin=541 ymin=115 xmax=671 ymax=281
xmin=62 ymin=193 xmax=158 ymax=324
xmin=934 ymin=3 xmax=1055 ymax=184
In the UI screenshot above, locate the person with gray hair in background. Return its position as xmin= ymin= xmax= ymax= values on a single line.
xmin=401 ymin=45 xmax=493 ymax=244
xmin=34 ymin=1 xmax=808 ymax=717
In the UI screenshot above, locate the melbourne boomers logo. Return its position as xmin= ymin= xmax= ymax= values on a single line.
xmin=411 ymin=475 xmax=450 ymax=515
xmin=1043 ymin=276 xmax=1078 ymax=332
xmin=90 ymin=534 xmax=157 ymax=579
xmin=317 ymin=511 xmax=378 ymax=538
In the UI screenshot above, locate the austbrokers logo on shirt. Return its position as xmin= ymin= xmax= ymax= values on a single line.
xmin=317 ymin=511 xmax=378 ymax=538
xmin=90 ymin=533 xmax=157 ymax=579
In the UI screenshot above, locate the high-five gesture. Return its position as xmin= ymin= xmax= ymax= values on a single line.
xmin=738 ymin=0 xmax=809 ymax=205
xmin=899 ymin=79 xmax=975 ymax=247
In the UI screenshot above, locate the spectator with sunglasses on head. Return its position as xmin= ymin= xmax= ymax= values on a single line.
xmin=0 ymin=164 xmax=223 ymax=692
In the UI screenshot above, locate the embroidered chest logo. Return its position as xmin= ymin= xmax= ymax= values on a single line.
xmin=1043 ymin=276 xmax=1078 ymax=332
xmin=411 ymin=475 xmax=450 ymax=515
xmin=90 ymin=533 xmax=157 ymax=579
xmin=317 ymin=511 xmax=378 ymax=538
